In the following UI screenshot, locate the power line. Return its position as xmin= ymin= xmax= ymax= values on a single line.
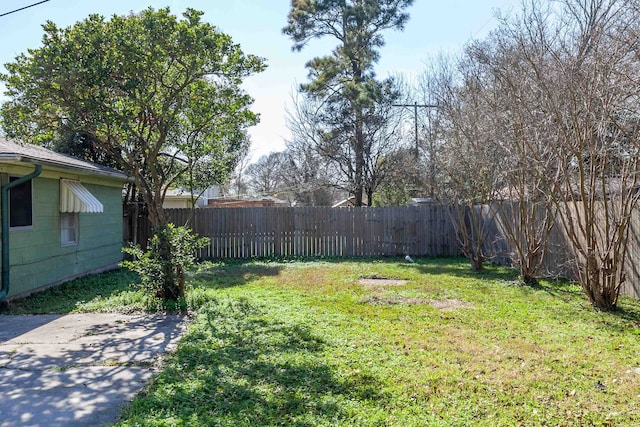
xmin=0 ymin=0 xmax=51 ymax=18
xmin=392 ymin=102 xmax=437 ymax=159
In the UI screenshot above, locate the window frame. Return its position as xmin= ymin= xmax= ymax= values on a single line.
xmin=9 ymin=175 xmax=34 ymax=230
xmin=60 ymin=212 xmax=79 ymax=246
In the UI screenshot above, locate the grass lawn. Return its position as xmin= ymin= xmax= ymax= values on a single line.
xmin=4 ymin=257 xmax=640 ymax=426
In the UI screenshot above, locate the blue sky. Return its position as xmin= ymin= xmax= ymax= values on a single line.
xmin=0 ymin=0 xmax=515 ymax=161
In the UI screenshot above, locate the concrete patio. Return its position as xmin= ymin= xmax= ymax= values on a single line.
xmin=0 ymin=313 xmax=187 ymax=427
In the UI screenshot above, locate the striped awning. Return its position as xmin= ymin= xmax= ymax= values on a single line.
xmin=60 ymin=179 xmax=103 ymax=213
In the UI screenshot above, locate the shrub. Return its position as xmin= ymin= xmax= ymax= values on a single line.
xmin=122 ymin=224 xmax=209 ymax=300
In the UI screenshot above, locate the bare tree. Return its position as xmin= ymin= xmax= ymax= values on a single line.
xmin=433 ymin=0 xmax=640 ymax=309
xmin=458 ymin=32 xmax=559 ymax=285
xmin=286 ymin=84 xmax=407 ymax=206
xmin=224 ymin=146 xmax=251 ymax=197
xmin=416 ymin=64 xmax=449 ymax=199
xmin=245 ymin=152 xmax=287 ymax=196
xmin=502 ymin=0 xmax=640 ymax=310
xmin=423 ymin=55 xmax=504 ymax=271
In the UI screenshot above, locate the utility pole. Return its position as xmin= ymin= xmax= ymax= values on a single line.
xmin=392 ymin=101 xmax=436 ymax=159
xmin=392 ymin=101 xmax=438 ymax=197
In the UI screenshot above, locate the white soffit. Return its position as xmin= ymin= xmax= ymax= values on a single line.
xmin=60 ymin=179 xmax=104 ymax=213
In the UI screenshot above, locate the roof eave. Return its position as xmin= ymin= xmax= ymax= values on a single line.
xmin=0 ymin=155 xmax=131 ymax=182
xmin=0 ymin=154 xmax=23 ymax=162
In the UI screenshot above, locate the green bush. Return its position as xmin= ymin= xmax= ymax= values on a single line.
xmin=122 ymin=224 xmax=209 ymax=301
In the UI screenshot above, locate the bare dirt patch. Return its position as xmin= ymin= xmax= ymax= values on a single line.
xmin=358 ymin=275 xmax=408 ymax=286
xmin=364 ymin=295 xmax=473 ymax=310
xmin=428 ymin=299 xmax=473 ymax=310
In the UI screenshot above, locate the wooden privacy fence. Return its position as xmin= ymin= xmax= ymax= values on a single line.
xmin=123 ymin=203 xmax=640 ymax=297
xmin=125 ymin=206 xmax=461 ymax=259
xmin=477 ymin=202 xmax=640 ymax=298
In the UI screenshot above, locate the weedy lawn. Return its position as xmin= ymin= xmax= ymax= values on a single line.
xmin=5 ymin=258 xmax=640 ymax=426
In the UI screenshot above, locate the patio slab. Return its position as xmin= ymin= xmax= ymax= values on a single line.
xmin=0 ymin=313 xmax=187 ymax=427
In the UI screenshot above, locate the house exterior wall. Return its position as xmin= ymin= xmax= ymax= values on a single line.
xmin=1 ymin=174 xmax=124 ymax=299
xmin=162 ymin=198 xmax=190 ymax=209
xmin=202 ymin=185 xmax=221 ymax=200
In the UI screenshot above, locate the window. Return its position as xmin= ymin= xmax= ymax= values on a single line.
xmin=61 ymin=212 xmax=79 ymax=246
xmin=9 ymin=176 xmax=33 ymax=228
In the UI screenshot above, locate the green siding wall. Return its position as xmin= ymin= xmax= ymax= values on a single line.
xmin=2 ymin=176 xmax=124 ymax=298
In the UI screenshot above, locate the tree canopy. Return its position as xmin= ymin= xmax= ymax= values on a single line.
xmin=1 ymin=7 xmax=266 ymax=227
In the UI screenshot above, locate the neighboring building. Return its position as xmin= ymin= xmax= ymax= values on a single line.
xmin=162 ymin=188 xmax=203 ymax=209
xmin=0 ymin=138 xmax=129 ymax=301
xmin=407 ymin=197 xmax=436 ymax=206
xmin=161 ymin=185 xmax=222 ymax=208
xmin=331 ymin=196 xmax=369 ymax=208
xmin=201 ymin=185 xmax=222 ymax=201
xmin=204 ymin=196 xmax=289 ymax=208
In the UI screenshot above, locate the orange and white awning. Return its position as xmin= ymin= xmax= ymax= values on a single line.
xmin=60 ymin=179 xmax=103 ymax=213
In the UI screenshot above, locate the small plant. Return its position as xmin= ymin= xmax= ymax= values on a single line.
xmin=122 ymin=224 xmax=209 ymax=301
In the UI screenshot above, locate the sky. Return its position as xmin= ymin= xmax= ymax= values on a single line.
xmin=0 ymin=0 xmax=515 ymax=162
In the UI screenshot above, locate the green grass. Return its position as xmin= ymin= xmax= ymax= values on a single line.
xmin=125 ymin=258 xmax=640 ymax=426
xmin=1 ymin=269 xmax=175 ymax=314
xmin=5 ymin=257 xmax=640 ymax=425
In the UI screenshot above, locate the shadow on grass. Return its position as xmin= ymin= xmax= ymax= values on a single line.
xmin=524 ymin=278 xmax=584 ymax=300
xmin=201 ymin=256 xmax=521 ymax=281
xmin=1 ymin=269 xmax=141 ymax=315
xmin=525 ymin=278 xmax=640 ymax=331
xmin=522 ymin=275 xmax=640 ymax=325
xmin=122 ymin=297 xmax=388 ymax=426
xmin=609 ymin=303 xmax=640 ymax=324
xmin=189 ymin=261 xmax=284 ymax=290
xmin=408 ymin=257 xmax=521 ymax=282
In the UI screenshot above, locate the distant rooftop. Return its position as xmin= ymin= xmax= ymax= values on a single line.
xmin=164 ymin=188 xmax=202 ymax=199
xmin=407 ymin=197 xmax=436 ymax=205
xmin=0 ymin=137 xmax=128 ymax=180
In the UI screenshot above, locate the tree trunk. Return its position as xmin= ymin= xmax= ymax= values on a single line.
xmin=580 ymin=254 xmax=621 ymax=312
xmin=520 ymin=273 xmax=539 ymax=286
xmin=354 ymin=108 xmax=365 ymax=207
xmin=140 ymin=185 xmax=185 ymax=301
xmin=470 ymin=255 xmax=484 ymax=272
xmin=366 ymin=189 xmax=374 ymax=207
xmin=156 ymin=225 xmax=184 ymax=300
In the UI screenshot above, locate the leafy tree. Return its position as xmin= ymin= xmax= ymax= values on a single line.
xmin=50 ymin=131 xmax=121 ymax=169
xmin=1 ymin=7 xmax=265 ymax=299
xmin=175 ymin=132 xmax=251 ymax=213
xmin=283 ymin=0 xmax=414 ymax=206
